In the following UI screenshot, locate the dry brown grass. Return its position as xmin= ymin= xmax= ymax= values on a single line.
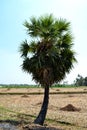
xmin=0 ymin=87 xmax=87 ymax=130
xmin=0 ymin=87 xmax=87 ymax=94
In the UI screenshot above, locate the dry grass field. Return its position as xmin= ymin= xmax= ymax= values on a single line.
xmin=0 ymin=87 xmax=87 ymax=130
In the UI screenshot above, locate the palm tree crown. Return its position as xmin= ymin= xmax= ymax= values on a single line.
xmin=20 ymin=14 xmax=76 ymax=87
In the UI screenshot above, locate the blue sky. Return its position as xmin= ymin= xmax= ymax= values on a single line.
xmin=0 ymin=0 xmax=87 ymax=84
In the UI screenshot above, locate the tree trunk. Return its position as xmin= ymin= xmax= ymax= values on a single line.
xmin=34 ymin=86 xmax=49 ymax=125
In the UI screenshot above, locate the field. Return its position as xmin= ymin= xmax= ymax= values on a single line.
xmin=0 ymin=87 xmax=87 ymax=130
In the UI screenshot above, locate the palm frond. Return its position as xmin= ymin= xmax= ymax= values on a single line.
xmin=62 ymin=32 xmax=73 ymax=44
xmin=19 ymin=40 xmax=29 ymax=57
xmin=40 ymin=14 xmax=54 ymax=28
xmin=24 ymin=17 xmax=41 ymax=37
xmin=54 ymin=19 xmax=70 ymax=36
xmin=29 ymin=41 xmax=37 ymax=53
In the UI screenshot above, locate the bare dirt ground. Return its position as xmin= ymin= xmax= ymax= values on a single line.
xmin=0 ymin=87 xmax=87 ymax=130
xmin=0 ymin=87 xmax=87 ymax=93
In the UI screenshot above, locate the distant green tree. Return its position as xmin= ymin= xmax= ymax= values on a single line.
xmin=75 ymin=74 xmax=83 ymax=86
xmin=84 ymin=77 xmax=87 ymax=86
xmin=75 ymin=74 xmax=87 ymax=86
xmin=19 ymin=14 xmax=76 ymax=125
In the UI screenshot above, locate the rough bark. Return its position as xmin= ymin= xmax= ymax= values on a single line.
xmin=34 ymin=86 xmax=49 ymax=125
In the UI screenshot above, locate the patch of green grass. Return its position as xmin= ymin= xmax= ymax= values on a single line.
xmin=0 ymin=105 xmax=35 ymax=123
xmin=0 ymin=85 xmax=39 ymax=88
xmin=1 ymin=84 xmax=87 ymax=89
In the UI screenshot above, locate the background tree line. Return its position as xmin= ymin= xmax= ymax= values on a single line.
xmin=74 ymin=74 xmax=87 ymax=86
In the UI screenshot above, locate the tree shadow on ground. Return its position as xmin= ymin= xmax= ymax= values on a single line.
xmin=0 ymin=120 xmax=63 ymax=130
xmin=23 ymin=124 xmax=63 ymax=130
xmin=0 ymin=120 xmax=20 ymax=130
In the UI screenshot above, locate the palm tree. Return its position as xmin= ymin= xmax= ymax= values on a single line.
xmin=19 ymin=14 xmax=76 ymax=125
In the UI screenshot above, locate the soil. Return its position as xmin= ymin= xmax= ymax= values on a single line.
xmin=0 ymin=122 xmax=62 ymax=130
xmin=60 ymin=104 xmax=81 ymax=112
xmin=0 ymin=87 xmax=87 ymax=130
xmin=23 ymin=124 xmax=63 ymax=130
xmin=0 ymin=87 xmax=87 ymax=94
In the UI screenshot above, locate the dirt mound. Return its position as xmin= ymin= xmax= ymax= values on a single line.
xmin=35 ymin=102 xmax=42 ymax=106
xmin=23 ymin=124 xmax=62 ymax=130
xmin=60 ymin=104 xmax=81 ymax=112
xmin=21 ymin=94 xmax=29 ymax=98
xmin=56 ymin=89 xmax=60 ymax=91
